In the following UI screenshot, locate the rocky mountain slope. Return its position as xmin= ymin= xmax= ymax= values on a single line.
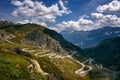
xmin=61 ymin=27 xmax=120 ymax=48
xmin=0 ymin=20 xmax=112 ymax=80
xmin=0 ymin=20 xmax=85 ymax=61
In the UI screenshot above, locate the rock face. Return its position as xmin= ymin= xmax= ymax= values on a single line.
xmin=23 ymin=27 xmax=85 ymax=61
xmin=24 ymin=30 xmax=67 ymax=55
xmin=23 ymin=27 xmax=85 ymax=60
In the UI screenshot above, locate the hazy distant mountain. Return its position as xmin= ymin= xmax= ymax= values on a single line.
xmin=61 ymin=27 xmax=120 ymax=48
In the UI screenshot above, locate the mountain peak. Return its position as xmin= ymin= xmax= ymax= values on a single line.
xmin=0 ymin=19 xmax=13 ymax=27
xmin=0 ymin=19 xmax=11 ymax=23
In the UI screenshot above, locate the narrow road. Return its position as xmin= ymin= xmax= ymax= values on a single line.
xmin=7 ymin=39 xmax=93 ymax=77
xmin=75 ymin=61 xmax=92 ymax=76
xmin=22 ymin=48 xmax=36 ymax=53
xmin=83 ymin=58 xmax=94 ymax=65
xmin=71 ymin=57 xmax=92 ymax=76
xmin=22 ymin=48 xmax=49 ymax=76
xmin=70 ymin=51 xmax=76 ymax=56
xmin=6 ymin=40 xmax=49 ymax=78
xmin=75 ymin=65 xmax=92 ymax=76
xmin=31 ymin=59 xmax=48 ymax=76
xmin=83 ymin=58 xmax=103 ymax=69
xmin=6 ymin=40 xmax=18 ymax=45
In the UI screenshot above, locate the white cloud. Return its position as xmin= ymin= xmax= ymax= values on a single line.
xmin=97 ymin=0 xmax=120 ymax=13
xmin=91 ymin=12 xmax=103 ymax=19
xmin=59 ymin=0 xmax=67 ymax=10
xmin=11 ymin=0 xmax=23 ymax=6
xmin=11 ymin=0 xmax=71 ymax=25
xmin=55 ymin=17 xmax=94 ymax=32
xmin=91 ymin=0 xmax=120 ymax=29
xmin=53 ymin=0 xmax=120 ymax=32
xmin=12 ymin=10 xmax=18 ymax=17
xmin=58 ymin=0 xmax=71 ymax=14
xmin=24 ymin=0 xmax=34 ymax=8
xmin=11 ymin=0 xmax=120 ymax=32
xmin=54 ymin=12 xmax=120 ymax=32
xmin=78 ymin=18 xmax=93 ymax=25
xmin=91 ymin=12 xmax=120 ymax=27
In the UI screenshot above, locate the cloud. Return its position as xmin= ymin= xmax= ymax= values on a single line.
xmin=92 ymin=0 xmax=120 ymax=28
xmin=24 ymin=0 xmax=34 ymax=8
xmin=11 ymin=0 xmax=71 ymax=25
xmin=11 ymin=0 xmax=120 ymax=32
xmin=55 ymin=17 xmax=94 ymax=32
xmin=53 ymin=0 xmax=120 ymax=32
xmin=91 ymin=12 xmax=120 ymax=27
xmin=97 ymin=0 xmax=120 ymax=13
xmin=11 ymin=0 xmax=23 ymax=6
xmin=58 ymin=0 xmax=71 ymax=14
xmin=54 ymin=12 xmax=120 ymax=32
xmin=78 ymin=17 xmax=93 ymax=25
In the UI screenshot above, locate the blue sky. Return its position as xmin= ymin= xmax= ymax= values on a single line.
xmin=0 ymin=0 xmax=93 ymax=21
xmin=0 ymin=0 xmax=120 ymax=32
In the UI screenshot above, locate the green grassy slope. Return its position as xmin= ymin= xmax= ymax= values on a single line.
xmin=1 ymin=23 xmax=86 ymax=61
xmin=0 ymin=22 xmax=112 ymax=80
xmin=84 ymin=37 xmax=120 ymax=70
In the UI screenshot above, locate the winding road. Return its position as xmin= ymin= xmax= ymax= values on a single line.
xmin=7 ymin=39 xmax=117 ymax=79
xmin=6 ymin=39 xmax=93 ymax=77
xmin=30 ymin=59 xmax=48 ymax=76
xmin=6 ymin=40 xmax=49 ymax=76
xmin=22 ymin=48 xmax=93 ymax=77
xmin=73 ymin=58 xmax=92 ymax=76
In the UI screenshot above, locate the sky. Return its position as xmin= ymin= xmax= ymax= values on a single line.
xmin=0 ymin=0 xmax=120 ymax=32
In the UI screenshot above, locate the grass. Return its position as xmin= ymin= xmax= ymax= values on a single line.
xmin=0 ymin=50 xmax=30 ymax=80
xmin=0 ymin=38 xmax=45 ymax=80
xmin=89 ymin=67 xmax=110 ymax=80
xmin=0 ymin=39 xmax=111 ymax=80
xmin=0 ymin=35 xmax=111 ymax=80
xmin=84 ymin=66 xmax=90 ymax=71
xmin=34 ymin=72 xmax=45 ymax=80
xmin=10 ymin=35 xmax=24 ymax=44
xmin=36 ymin=56 xmax=90 ymax=80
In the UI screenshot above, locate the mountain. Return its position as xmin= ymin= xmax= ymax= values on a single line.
xmin=84 ymin=37 xmax=120 ymax=80
xmin=0 ymin=22 xmax=114 ymax=80
xmin=0 ymin=22 xmax=85 ymax=61
xmin=0 ymin=21 xmax=113 ymax=80
xmin=84 ymin=37 xmax=120 ymax=70
xmin=61 ymin=27 xmax=120 ymax=48
xmin=0 ymin=19 xmax=13 ymax=28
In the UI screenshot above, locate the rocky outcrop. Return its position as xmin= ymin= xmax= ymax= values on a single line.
xmin=24 ymin=30 xmax=68 ymax=55
xmin=0 ymin=30 xmax=15 ymax=39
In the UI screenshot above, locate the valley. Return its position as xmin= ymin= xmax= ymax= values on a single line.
xmin=61 ymin=27 xmax=120 ymax=48
xmin=0 ymin=21 xmax=112 ymax=80
xmin=1 ymin=0 xmax=120 ymax=79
